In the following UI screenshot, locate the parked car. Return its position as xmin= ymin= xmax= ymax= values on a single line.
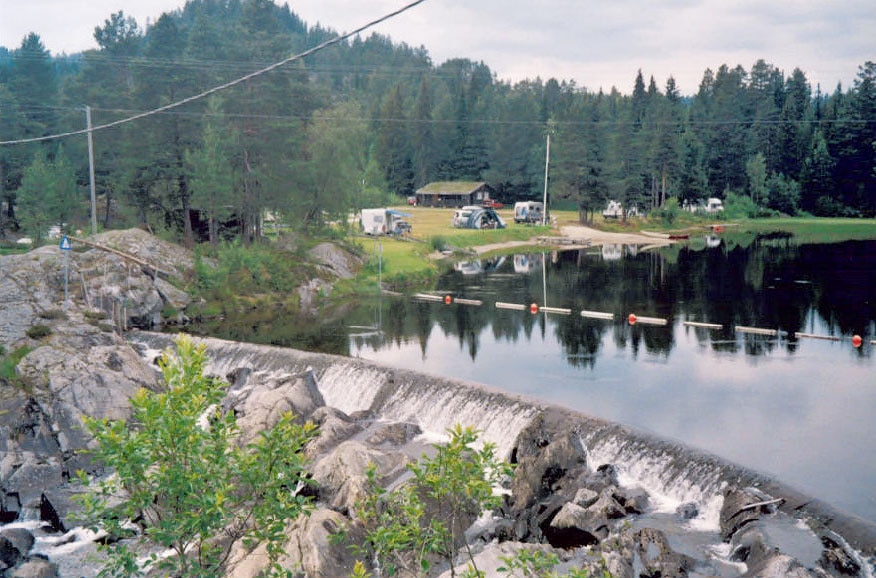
xmin=482 ymin=199 xmax=503 ymax=209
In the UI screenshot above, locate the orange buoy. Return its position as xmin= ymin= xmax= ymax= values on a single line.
xmin=628 ymin=313 xmax=637 ymax=325
xmin=852 ymin=335 xmax=863 ymax=348
xmin=444 ymin=295 xmax=452 ymax=305
xmin=530 ymin=303 xmax=539 ymax=314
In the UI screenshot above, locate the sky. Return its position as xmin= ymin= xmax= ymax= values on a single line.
xmin=1 ymin=0 xmax=872 ymax=95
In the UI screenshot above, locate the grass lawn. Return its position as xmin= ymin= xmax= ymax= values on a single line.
xmin=348 ymin=206 xmax=555 ymax=290
xmin=346 ymin=207 xmax=876 ymax=292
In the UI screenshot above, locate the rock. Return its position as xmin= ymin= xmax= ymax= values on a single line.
xmin=510 ymin=430 xmax=588 ymax=511
xmin=307 ymin=243 xmax=362 ymax=280
xmin=676 ymin=502 xmax=699 ymax=520
xmin=5 ymin=458 xmax=62 ymax=513
xmin=819 ymin=534 xmax=863 ymax=576
xmin=280 ymin=509 xmax=363 ymax=577
xmin=7 ymin=557 xmax=60 ymax=578
xmin=572 ymin=487 xmax=599 ymax=509
xmin=0 ymin=535 xmax=24 ymax=570
xmin=510 ymin=413 xmax=554 ymax=462
xmin=311 ymin=440 xmax=410 ymax=514
xmin=633 ymin=527 xmax=696 ymax=578
xmin=742 ymin=551 xmax=821 ymax=578
xmin=306 ymin=407 xmax=363 ymax=458
xmin=616 ymin=486 xmax=650 ymax=515
xmin=547 ymin=501 xmax=603 ymax=547
xmin=232 ymin=369 xmax=326 ymax=442
xmin=720 ymin=486 xmax=780 ymax=542
xmin=227 ymin=509 xmax=363 ymax=578
xmin=364 ymin=422 xmax=422 ymax=447
xmin=0 ymin=527 xmax=34 ymax=558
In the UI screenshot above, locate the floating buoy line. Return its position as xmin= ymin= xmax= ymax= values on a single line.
xmin=413 ymin=293 xmax=870 ymax=349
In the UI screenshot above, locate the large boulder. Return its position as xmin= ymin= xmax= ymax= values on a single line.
xmin=510 ymin=429 xmax=588 ymax=511
xmin=720 ymin=486 xmax=782 ymax=542
xmin=227 ymin=508 xmax=363 ymax=578
xmin=230 ymin=369 xmax=325 ymax=441
xmin=310 ymin=440 xmax=410 ymax=514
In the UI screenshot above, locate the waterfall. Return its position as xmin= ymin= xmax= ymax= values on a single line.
xmin=127 ymin=332 xmax=876 ymax=556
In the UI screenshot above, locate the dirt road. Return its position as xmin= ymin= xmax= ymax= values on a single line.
xmin=472 ymin=224 xmax=672 ymax=254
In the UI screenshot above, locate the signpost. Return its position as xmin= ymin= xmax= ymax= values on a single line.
xmin=60 ymin=235 xmax=71 ymax=309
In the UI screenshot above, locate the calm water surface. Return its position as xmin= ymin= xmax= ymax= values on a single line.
xmin=189 ymin=235 xmax=876 ymax=522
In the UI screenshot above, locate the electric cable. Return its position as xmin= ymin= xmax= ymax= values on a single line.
xmin=0 ymin=0 xmax=428 ymax=146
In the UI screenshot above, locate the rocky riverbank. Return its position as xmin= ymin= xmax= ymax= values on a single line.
xmin=1 ymin=230 xmax=875 ymax=577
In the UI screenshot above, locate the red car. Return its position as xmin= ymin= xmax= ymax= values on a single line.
xmin=482 ymin=200 xmax=503 ymax=209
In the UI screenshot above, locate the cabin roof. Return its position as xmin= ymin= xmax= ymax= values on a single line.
xmin=416 ymin=181 xmax=489 ymax=195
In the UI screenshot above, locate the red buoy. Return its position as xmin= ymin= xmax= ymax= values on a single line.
xmin=628 ymin=313 xmax=637 ymax=325
xmin=444 ymin=295 xmax=452 ymax=305
xmin=530 ymin=303 xmax=539 ymax=314
xmin=852 ymin=335 xmax=863 ymax=348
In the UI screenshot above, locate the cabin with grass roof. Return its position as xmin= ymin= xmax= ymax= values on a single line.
xmin=414 ymin=181 xmax=494 ymax=207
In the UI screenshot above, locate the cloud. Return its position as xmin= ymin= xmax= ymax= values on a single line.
xmin=1 ymin=0 xmax=870 ymax=94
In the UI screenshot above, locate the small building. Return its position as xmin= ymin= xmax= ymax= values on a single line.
xmin=415 ymin=181 xmax=494 ymax=208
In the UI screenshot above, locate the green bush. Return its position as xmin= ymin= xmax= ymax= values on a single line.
xmin=78 ymin=334 xmax=318 ymax=578
xmin=350 ymin=424 xmax=513 ymax=578
xmin=25 ymin=324 xmax=52 ymax=340
xmin=0 ymin=346 xmax=32 ymax=384
xmin=654 ymin=198 xmax=680 ymax=226
xmin=38 ymin=309 xmax=67 ymax=321
xmin=429 ymin=234 xmax=449 ymax=252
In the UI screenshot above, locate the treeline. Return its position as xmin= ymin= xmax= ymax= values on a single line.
xmin=1 ymin=0 xmax=874 ymax=246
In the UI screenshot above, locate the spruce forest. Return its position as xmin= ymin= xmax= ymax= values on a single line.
xmin=1 ymin=0 xmax=875 ymax=246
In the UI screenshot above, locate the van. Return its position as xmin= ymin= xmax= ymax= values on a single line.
xmin=514 ymin=201 xmax=543 ymax=224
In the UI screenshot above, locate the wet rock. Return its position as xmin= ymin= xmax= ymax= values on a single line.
xmin=4 ymin=458 xmax=62 ymax=513
xmin=720 ymin=486 xmax=781 ymax=541
xmin=510 ymin=429 xmax=588 ymax=511
xmin=365 ymin=422 xmax=422 ymax=447
xmin=819 ymin=534 xmax=863 ymax=576
xmin=616 ymin=486 xmax=650 ymax=515
xmin=741 ymin=551 xmax=821 ymax=578
xmin=633 ymin=527 xmax=696 ymax=578
xmin=729 ymin=521 xmax=774 ymax=563
xmin=306 ymin=407 xmax=363 ymax=458
xmin=0 ymin=492 xmax=21 ymax=523
xmin=232 ymin=369 xmax=326 ymax=442
xmin=572 ymin=487 xmax=599 ymax=509
xmin=511 ymin=413 xmax=554 ymax=462
xmin=0 ymin=535 xmax=24 ymax=570
xmin=547 ymin=501 xmax=604 ymax=547
xmin=676 ymin=502 xmax=699 ymax=520
xmin=7 ymin=556 xmax=60 ymax=578
xmin=0 ymin=527 xmax=34 ymax=559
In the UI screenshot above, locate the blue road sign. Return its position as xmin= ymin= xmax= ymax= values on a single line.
xmin=59 ymin=236 xmax=72 ymax=250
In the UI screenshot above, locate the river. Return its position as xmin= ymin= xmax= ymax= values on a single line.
xmin=186 ymin=234 xmax=876 ymax=524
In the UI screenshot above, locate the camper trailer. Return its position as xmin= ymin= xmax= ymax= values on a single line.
xmin=705 ymin=198 xmax=725 ymax=213
xmin=603 ymin=201 xmax=640 ymax=219
xmin=514 ymin=201 xmax=544 ymax=224
xmin=360 ymin=208 xmax=412 ymax=236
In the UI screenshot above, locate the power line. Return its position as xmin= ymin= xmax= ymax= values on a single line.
xmin=0 ymin=0 xmax=428 ymax=146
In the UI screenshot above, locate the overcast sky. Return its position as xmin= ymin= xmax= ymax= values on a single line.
xmin=1 ymin=0 xmax=872 ymax=95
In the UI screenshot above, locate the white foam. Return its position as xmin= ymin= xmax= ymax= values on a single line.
xmin=585 ymin=435 xmax=725 ymax=532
